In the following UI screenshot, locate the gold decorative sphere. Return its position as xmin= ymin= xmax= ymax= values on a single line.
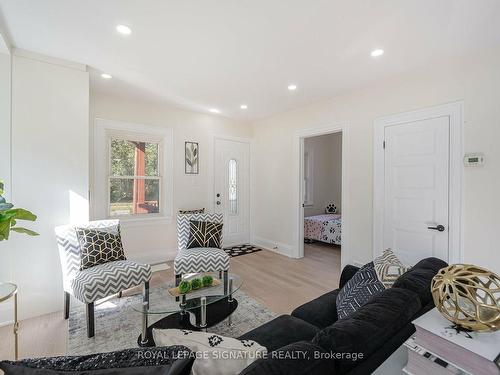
xmin=431 ymin=264 xmax=500 ymax=332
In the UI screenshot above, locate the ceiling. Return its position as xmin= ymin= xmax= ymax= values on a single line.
xmin=1 ymin=0 xmax=499 ymax=121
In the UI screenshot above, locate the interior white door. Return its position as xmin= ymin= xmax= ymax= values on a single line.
xmin=214 ymin=138 xmax=250 ymax=246
xmin=383 ymin=116 xmax=450 ymax=265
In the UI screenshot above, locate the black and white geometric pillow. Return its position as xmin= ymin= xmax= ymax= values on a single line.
xmin=76 ymin=228 xmax=126 ymax=270
xmin=186 ymin=220 xmax=223 ymax=249
xmin=325 ymin=203 xmax=337 ymax=214
xmin=336 ymin=262 xmax=385 ymax=320
xmin=179 ymin=208 xmax=205 ymax=215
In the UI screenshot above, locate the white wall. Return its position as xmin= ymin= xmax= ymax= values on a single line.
xmin=90 ymin=92 xmax=252 ymax=264
xmin=0 ymin=52 xmax=11 ymax=200
xmin=0 ymin=52 xmax=89 ymax=321
xmin=0 ymin=40 xmax=13 ymax=323
xmin=304 ymin=133 xmax=342 ymax=217
xmin=251 ymin=48 xmax=500 ymax=273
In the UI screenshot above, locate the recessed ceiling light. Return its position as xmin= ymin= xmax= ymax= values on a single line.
xmin=370 ymin=49 xmax=384 ymax=57
xmin=240 ymin=104 xmax=248 ymax=110
xmin=101 ymin=73 xmax=112 ymax=79
xmin=288 ymin=84 xmax=297 ymax=91
xmin=209 ymin=108 xmax=220 ymax=114
xmin=116 ymin=24 xmax=132 ymax=35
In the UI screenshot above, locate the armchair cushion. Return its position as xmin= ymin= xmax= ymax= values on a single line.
xmin=71 ymin=260 xmax=151 ymax=303
xmin=174 ymin=247 xmax=229 ymax=275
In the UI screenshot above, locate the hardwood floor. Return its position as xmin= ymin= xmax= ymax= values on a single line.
xmin=0 ymin=243 xmax=340 ymax=361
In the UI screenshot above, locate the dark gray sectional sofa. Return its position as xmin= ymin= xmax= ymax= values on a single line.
xmin=238 ymin=257 xmax=447 ymax=374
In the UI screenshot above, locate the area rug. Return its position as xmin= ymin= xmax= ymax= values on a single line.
xmin=68 ymin=285 xmax=276 ymax=355
xmin=223 ymin=244 xmax=262 ymax=257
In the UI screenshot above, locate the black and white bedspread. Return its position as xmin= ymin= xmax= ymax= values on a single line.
xmin=304 ymin=214 xmax=342 ymax=245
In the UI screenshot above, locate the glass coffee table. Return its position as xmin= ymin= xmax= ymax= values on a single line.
xmin=133 ymin=273 xmax=242 ymax=347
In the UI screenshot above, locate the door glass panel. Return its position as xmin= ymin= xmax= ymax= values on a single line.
xmin=228 ymin=159 xmax=238 ymax=215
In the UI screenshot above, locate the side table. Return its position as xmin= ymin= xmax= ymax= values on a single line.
xmin=0 ymin=282 xmax=18 ymax=360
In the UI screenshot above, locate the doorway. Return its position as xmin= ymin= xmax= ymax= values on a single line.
xmin=294 ymin=123 xmax=350 ymax=268
xmin=213 ymin=137 xmax=251 ymax=246
xmin=373 ymin=102 xmax=463 ymax=265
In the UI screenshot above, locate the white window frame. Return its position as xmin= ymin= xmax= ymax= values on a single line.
xmin=303 ymin=149 xmax=314 ymax=207
xmin=92 ymin=118 xmax=174 ymax=225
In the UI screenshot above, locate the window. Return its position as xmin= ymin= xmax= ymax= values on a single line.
xmin=228 ymin=159 xmax=238 ymax=215
xmin=93 ymin=119 xmax=173 ymax=222
xmin=109 ymin=139 xmax=161 ymax=216
xmin=304 ymin=150 xmax=313 ymax=206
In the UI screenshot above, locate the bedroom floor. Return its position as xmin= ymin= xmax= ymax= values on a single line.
xmin=304 ymin=241 xmax=341 ymax=260
xmin=0 ymin=245 xmax=341 ymax=360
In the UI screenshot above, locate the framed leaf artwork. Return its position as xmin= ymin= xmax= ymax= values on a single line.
xmin=185 ymin=141 xmax=199 ymax=174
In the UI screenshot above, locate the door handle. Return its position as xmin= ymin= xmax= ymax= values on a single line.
xmin=216 ymin=201 xmax=221 ymax=205
xmin=427 ymin=225 xmax=445 ymax=232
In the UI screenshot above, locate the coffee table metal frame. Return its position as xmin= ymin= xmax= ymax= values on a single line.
xmin=138 ymin=273 xmax=238 ymax=345
xmin=0 ymin=282 xmax=19 ymax=360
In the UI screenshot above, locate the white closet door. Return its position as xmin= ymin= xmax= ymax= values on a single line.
xmin=383 ymin=116 xmax=450 ymax=265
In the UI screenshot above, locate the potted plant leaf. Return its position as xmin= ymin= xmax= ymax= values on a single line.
xmin=0 ymin=180 xmax=38 ymax=241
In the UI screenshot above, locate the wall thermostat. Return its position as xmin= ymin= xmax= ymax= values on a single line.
xmin=464 ymin=153 xmax=485 ymax=167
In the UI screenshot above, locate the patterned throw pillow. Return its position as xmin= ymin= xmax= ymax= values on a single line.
xmin=336 ymin=262 xmax=385 ymax=320
xmin=76 ymin=228 xmax=126 ymax=270
xmin=179 ymin=208 xmax=205 ymax=215
xmin=336 ymin=249 xmax=408 ymax=319
xmin=325 ymin=203 xmax=337 ymax=214
xmin=186 ymin=220 xmax=223 ymax=249
xmin=153 ymin=329 xmax=267 ymax=375
xmin=373 ymin=248 xmax=410 ymax=288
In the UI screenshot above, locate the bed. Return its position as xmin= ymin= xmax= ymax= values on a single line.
xmin=304 ymin=213 xmax=342 ymax=245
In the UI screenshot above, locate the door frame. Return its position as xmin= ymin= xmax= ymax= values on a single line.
xmin=293 ymin=123 xmax=350 ymax=268
xmin=373 ymin=101 xmax=464 ymax=264
xmin=211 ymin=135 xmax=252 ymax=245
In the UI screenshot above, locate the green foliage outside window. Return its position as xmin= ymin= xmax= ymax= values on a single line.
xmin=109 ymin=139 xmax=160 ymax=215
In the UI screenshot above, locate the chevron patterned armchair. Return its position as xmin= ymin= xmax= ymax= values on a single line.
xmin=174 ymin=213 xmax=230 ymax=296
xmin=55 ymin=220 xmax=152 ymax=338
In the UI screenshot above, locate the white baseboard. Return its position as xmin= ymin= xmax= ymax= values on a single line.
xmin=129 ymin=249 xmax=177 ymax=267
xmin=251 ymin=235 xmax=294 ymax=258
xmin=150 ymin=262 xmax=170 ymax=272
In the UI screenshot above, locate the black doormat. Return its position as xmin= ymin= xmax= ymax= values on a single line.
xmin=223 ymin=244 xmax=262 ymax=258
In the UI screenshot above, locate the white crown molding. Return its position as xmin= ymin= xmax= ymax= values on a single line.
xmin=13 ymin=48 xmax=87 ymax=71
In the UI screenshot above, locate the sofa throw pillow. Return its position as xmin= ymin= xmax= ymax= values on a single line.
xmin=76 ymin=228 xmax=126 ymax=270
xmin=336 ymin=249 xmax=409 ymax=320
xmin=336 ymin=262 xmax=385 ymax=320
xmin=0 ymin=346 xmax=192 ymax=375
xmin=186 ymin=220 xmax=223 ymax=249
xmin=179 ymin=208 xmax=205 ymax=214
xmin=373 ymin=248 xmax=410 ymax=288
xmin=153 ymin=329 xmax=267 ymax=375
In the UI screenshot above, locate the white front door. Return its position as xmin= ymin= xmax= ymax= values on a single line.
xmin=383 ymin=116 xmax=450 ymax=265
xmin=214 ymin=138 xmax=250 ymax=246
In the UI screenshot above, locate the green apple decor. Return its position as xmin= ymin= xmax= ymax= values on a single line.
xmin=178 ymin=280 xmax=191 ymax=294
xmin=190 ymin=278 xmax=202 ymax=290
xmin=202 ymin=275 xmax=213 ymax=287
xmin=0 ymin=180 xmax=38 ymax=241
